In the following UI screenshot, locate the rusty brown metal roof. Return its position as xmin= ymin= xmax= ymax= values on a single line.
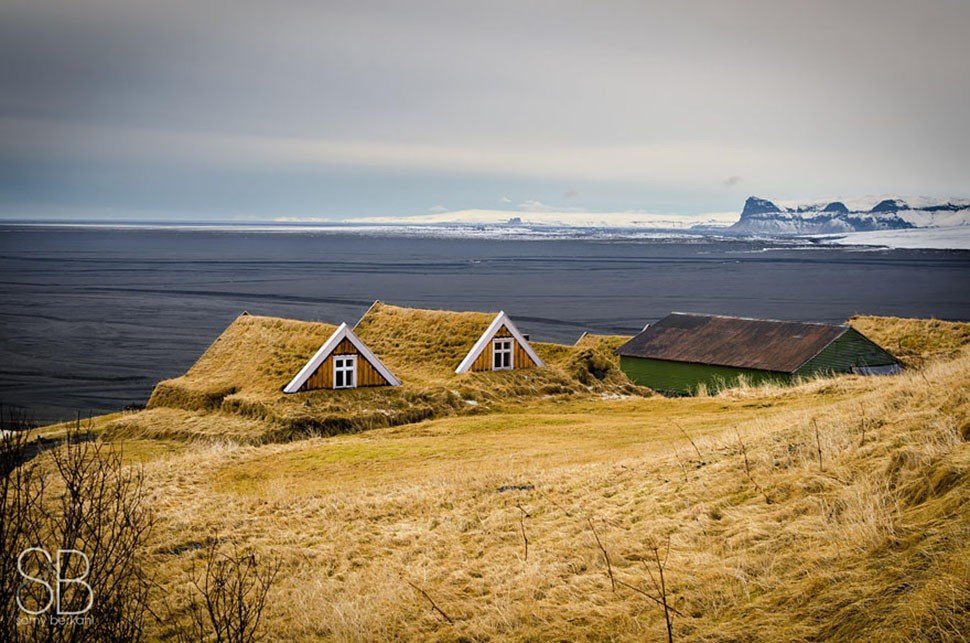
xmin=615 ymin=313 xmax=849 ymax=373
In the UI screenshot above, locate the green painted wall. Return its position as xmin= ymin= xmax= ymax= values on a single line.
xmin=795 ymin=328 xmax=898 ymax=377
xmin=619 ymin=356 xmax=790 ymax=395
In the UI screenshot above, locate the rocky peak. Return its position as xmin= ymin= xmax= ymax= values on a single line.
xmin=740 ymin=196 xmax=781 ymax=218
xmin=871 ymin=199 xmax=908 ymax=213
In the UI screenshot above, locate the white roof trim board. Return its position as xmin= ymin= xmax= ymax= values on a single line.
xmin=283 ymin=322 xmax=402 ymax=393
xmin=353 ymin=299 xmax=381 ymax=330
xmin=455 ymin=311 xmax=546 ymax=374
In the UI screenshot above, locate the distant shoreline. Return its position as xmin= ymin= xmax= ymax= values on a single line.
xmin=3 ymin=220 xmax=969 ymax=250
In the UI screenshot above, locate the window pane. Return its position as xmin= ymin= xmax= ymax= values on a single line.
xmin=494 ymin=339 xmax=513 ymax=369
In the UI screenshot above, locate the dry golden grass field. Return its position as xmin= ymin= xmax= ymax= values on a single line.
xmin=33 ymin=316 xmax=970 ymax=641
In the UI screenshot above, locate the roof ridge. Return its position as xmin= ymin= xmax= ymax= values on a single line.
xmin=234 ymin=312 xmax=336 ymax=326
xmin=667 ymin=311 xmax=847 ymax=328
xmin=372 ymin=301 xmax=499 ymax=317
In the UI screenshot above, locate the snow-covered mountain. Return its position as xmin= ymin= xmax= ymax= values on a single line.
xmin=729 ymin=196 xmax=970 ymax=234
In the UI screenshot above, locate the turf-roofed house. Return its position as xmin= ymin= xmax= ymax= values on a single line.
xmin=284 ymin=322 xmax=401 ymax=393
xmin=616 ymin=313 xmax=902 ymax=395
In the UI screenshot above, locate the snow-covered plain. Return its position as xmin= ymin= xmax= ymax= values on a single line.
xmin=818 ymin=226 xmax=970 ymax=251
xmin=329 ymin=208 xmax=738 ymax=229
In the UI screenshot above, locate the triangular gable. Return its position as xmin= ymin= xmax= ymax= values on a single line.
xmin=455 ymin=311 xmax=545 ymax=374
xmin=284 ymin=322 xmax=402 ymax=393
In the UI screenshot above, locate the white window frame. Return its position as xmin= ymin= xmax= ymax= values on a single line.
xmin=492 ymin=338 xmax=514 ymax=371
xmin=333 ymin=354 xmax=357 ymax=389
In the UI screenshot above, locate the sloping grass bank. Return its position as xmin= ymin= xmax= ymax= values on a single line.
xmin=126 ymin=320 xmax=969 ymax=640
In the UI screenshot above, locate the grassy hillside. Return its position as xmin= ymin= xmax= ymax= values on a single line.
xmin=66 ymin=315 xmax=963 ymax=641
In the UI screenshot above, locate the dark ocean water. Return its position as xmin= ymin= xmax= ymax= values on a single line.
xmin=1 ymin=224 xmax=968 ymax=422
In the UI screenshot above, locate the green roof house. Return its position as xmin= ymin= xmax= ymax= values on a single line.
xmin=615 ymin=313 xmax=901 ymax=395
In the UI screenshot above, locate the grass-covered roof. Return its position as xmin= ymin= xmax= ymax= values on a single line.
xmin=149 ymin=313 xmax=339 ymax=410
xmin=354 ymin=301 xmax=498 ymax=384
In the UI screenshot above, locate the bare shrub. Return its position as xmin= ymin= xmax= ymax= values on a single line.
xmin=0 ymin=430 xmax=46 ymax=639
xmin=164 ymin=540 xmax=281 ymax=643
xmin=1 ymin=426 xmax=154 ymax=643
xmin=587 ymin=516 xmax=682 ymax=641
xmin=0 ymin=404 xmax=36 ymax=433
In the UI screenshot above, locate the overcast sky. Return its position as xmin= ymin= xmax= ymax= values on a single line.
xmin=1 ymin=0 xmax=968 ymax=220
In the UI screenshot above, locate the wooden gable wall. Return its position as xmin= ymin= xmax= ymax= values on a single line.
xmin=300 ymin=338 xmax=391 ymax=391
xmin=469 ymin=325 xmax=538 ymax=372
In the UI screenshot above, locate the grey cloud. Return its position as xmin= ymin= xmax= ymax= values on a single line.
xmin=0 ymin=0 xmax=968 ymax=219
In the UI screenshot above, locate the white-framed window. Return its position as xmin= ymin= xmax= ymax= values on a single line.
xmin=493 ymin=338 xmax=513 ymax=370
xmin=333 ymin=355 xmax=357 ymax=389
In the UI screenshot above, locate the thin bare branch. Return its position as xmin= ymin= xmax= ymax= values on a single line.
xmin=674 ymin=422 xmax=703 ymax=461
xmin=736 ymin=431 xmax=772 ymax=503
xmin=406 ymin=580 xmax=454 ymax=625
xmin=539 ymin=490 xmax=574 ymax=517
xmin=813 ymin=419 xmax=824 ymax=471
xmin=652 ymin=541 xmax=674 ymax=643
xmin=614 ymin=578 xmax=685 ymax=617
xmin=516 ymin=503 xmax=529 ymax=561
xmin=587 ymin=517 xmax=615 ymax=592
